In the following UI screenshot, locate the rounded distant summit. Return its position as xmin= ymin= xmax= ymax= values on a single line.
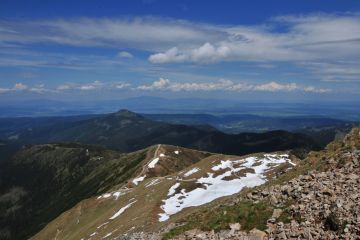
xmin=113 ymin=109 xmax=143 ymax=118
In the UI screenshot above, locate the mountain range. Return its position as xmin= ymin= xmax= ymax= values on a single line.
xmin=0 ymin=110 xmax=322 ymax=160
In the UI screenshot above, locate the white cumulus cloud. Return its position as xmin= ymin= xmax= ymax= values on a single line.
xmin=137 ymin=77 xmax=170 ymax=90
xmin=149 ymin=47 xmax=188 ymax=64
xmin=13 ymin=83 xmax=28 ymax=91
xmin=117 ymin=51 xmax=133 ymax=58
xmin=114 ymin=83 xmax=131 ymax=89
xmin=78 ymin=80 xmax=103 ymax=91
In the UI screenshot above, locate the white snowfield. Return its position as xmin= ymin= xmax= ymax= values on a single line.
xmin=167 ymin=182 xmax=180 ymax=196
xmin=112 ymin=192 xmax=123 ymax=200
xmin=132 ymin=176 xmax=146 ymax=185
xmin=97 ymin=193 xmax=112 ymax=199
xmin=148 ymin=157 xmax=160 ymax=168
xmin=174 ymin=150 xmax=180 ymax=155
xmin=148 ymin=153 xmax=166 ymax=169
xmin=97 ymin=188 xmax=132 ymax=200
xmin=109 ymin=200 xmax=137 ymax=220
xmin=183 ymin=167 xmax=200 ymax=177
xmin=159 ymin=154 xmax=293 ymax=222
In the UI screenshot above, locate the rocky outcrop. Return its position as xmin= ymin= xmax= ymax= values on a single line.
xmin=159 ymin=128 xmax=360 ymax=239
xmin=260 ymin=163 xmax=360 ymax=239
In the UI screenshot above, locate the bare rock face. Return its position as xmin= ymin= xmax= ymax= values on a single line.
xmin=271 ymin=209 xmax=283 ymax=219
xmin=229 ymin=222 xmax=241 ymax=234
xmin=243 ymin=129 xmax=360 ymax=240
xmin=249 ymin=228 xmax=267 ymax=239
xmin=171 ymin=228 xmax=268 ymax=240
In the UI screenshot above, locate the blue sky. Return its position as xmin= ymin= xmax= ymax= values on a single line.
xmin=0 ymin=0 xmax=360 ymax=102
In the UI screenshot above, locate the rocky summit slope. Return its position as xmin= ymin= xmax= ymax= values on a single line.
xmin=32 ymin=127 xmax=360 ymax=240
xmin=162 ymin=127 xmax=360 ymax=240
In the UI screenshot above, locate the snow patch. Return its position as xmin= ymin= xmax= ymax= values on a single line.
xmin=145 ymin=178 xmax=162 ymax=188
xmin=211 ymin=160 xmax=233 ymax=171
xmin=132 ymin=176 xmax=146 ymax=185
xmin=148 ymin=158 xmax=159 ymax=168
xmin=167 ymin=182 xmax=180 ymax=196
xmin=97 ymin=222 xmax=109 ymax=229
xmin=97 ymin=189 xmax=130 ymax=200
xmin=109 ymin=200 xmax=137 ymax=220
xmin=159 ymin=212 xmax=170 ymax=222
xmin=287 ymin=159 xmax=297 ymax=166
xmin=103 ymin=232 xmax=112 ymax=238
xmin=97 ymin=193 xmax=111 ymax=199
xmin=159 ymin=154 xmax=292 ymax=222
xmin=174 ymin=150 xmax=180 ymax=155
xmin=184 ymin=168 xmax=200 ymax=177
xmin=113 ymin=191 xmax=124 ymax=200
xmin=159 ymin=153 xmax=165 ymax=157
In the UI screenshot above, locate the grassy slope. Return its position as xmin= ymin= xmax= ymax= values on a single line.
xmin=32 ymin=150 xmax=297 ymax=240
xmin=0 ymin=143 xmax=212 ymax=240
xmin=0 ymin=143 xmax=149 ymax=240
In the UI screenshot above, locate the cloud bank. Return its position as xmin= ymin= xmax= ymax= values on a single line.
xmin=1 ymin=13 xmax=359 ymax=66
xmin=149 ymin=14 xmax=360 ymax=65
xmin=137 ymin=78 xmax=331 ymax=93
xmin=0 ymin=78 xmax=331 ymax=95
xmin=0 ymin=13 xmax=359 ymax=94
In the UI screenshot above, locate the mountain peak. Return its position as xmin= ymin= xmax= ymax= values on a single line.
xmin=113 ymin=109 xmax=143 ymax=118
